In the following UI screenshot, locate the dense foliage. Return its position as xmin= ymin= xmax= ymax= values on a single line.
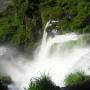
xmin=40 ymin=0 xmax=90 ymax=33
xmin=26 ymin=75 xmax=58 ymax=90
xmin=0 ymin=0 xmax=90 ymax=50
xmin=0 ymin=75 xmax=12 ymax=84
xmin=0 ymin=75 xmax=12 ymax=90
xmin=26 ymin=73 xmax=90 ymax=90
xmin=64 ymin=72 xmax=90 ymax=86
xmin=0 ymin=0 xmax=42 ymax=50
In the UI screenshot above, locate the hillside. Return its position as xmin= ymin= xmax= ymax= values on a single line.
xmin=0 ymin=0 xmax=90 ymax=50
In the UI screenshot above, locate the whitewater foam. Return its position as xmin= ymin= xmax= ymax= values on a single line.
xmin=0 ymin=21 xmax=90 ymax=90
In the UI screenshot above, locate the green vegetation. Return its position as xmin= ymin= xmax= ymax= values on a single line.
xmin=26 ymin=72 xmax=90 ymax=90
xmin=0 ymin=75 xmax=11 ymax=90
xmin=0 ymin=0 xmax=90 ymax=50
xmin=64 ymin=71 xmax=90 ymax=86
xmin=26 ymin=75 xmax=56 ymax=90
xmin=0 ymin=75 xmax=12 ymax=84
xmin=0 ymin=0 xmax=42 ymax=50
xmin=40 ymin=0 xmax=90 ymax=33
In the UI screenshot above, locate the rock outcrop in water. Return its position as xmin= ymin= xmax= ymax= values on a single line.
xmin=0 ymin=81 xmax=8 ymax=90
xmin=26 ymin=73 xmax=90 ymax=90
xmin=0 ymin=75 xmax=12 ymax=90
xmin=1 ymin=80 xmax=90 ymax=90
xmin=62 ymin=81 xmax=90 ymax=90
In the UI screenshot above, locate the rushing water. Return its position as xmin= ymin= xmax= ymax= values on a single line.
xmin=0 ymin=21 xmax=90 ymax=90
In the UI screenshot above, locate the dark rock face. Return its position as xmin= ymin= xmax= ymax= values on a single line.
xmin=55 ymin=86 xmax=61 ymax=90
xmin=61 ymin=81 xmax=90 ymax=90
xmin=0 ymin=0 xmax=8 ymax=12
xmin=0 ymin=81 xmax=8 ymax=90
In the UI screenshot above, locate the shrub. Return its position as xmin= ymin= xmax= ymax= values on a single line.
xmin=26 ymin=75 xmax=56 ymax=90
xmin=0 ymin=75 xmax=12 ymax=84
xmin=64 ymin=72 xmax=90 ymax=86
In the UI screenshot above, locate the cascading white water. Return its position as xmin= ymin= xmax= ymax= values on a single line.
xmin=0 ymin=21 xmax=90 ymax=90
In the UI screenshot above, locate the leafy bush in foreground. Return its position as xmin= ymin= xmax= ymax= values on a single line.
xmin=0 ymin=75 xmax=12 ymax=84
xmin=64 ymin=72 xmax=90 ymax=86
xmin=26 ymin=75 xmax=56 ymax=90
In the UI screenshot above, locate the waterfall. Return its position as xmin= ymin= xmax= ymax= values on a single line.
xmin=0 ymin=21 xmax=90 ymax=90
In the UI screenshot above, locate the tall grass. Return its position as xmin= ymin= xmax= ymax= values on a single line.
xmin=26 ymin=75 xmax=56 ymax=90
